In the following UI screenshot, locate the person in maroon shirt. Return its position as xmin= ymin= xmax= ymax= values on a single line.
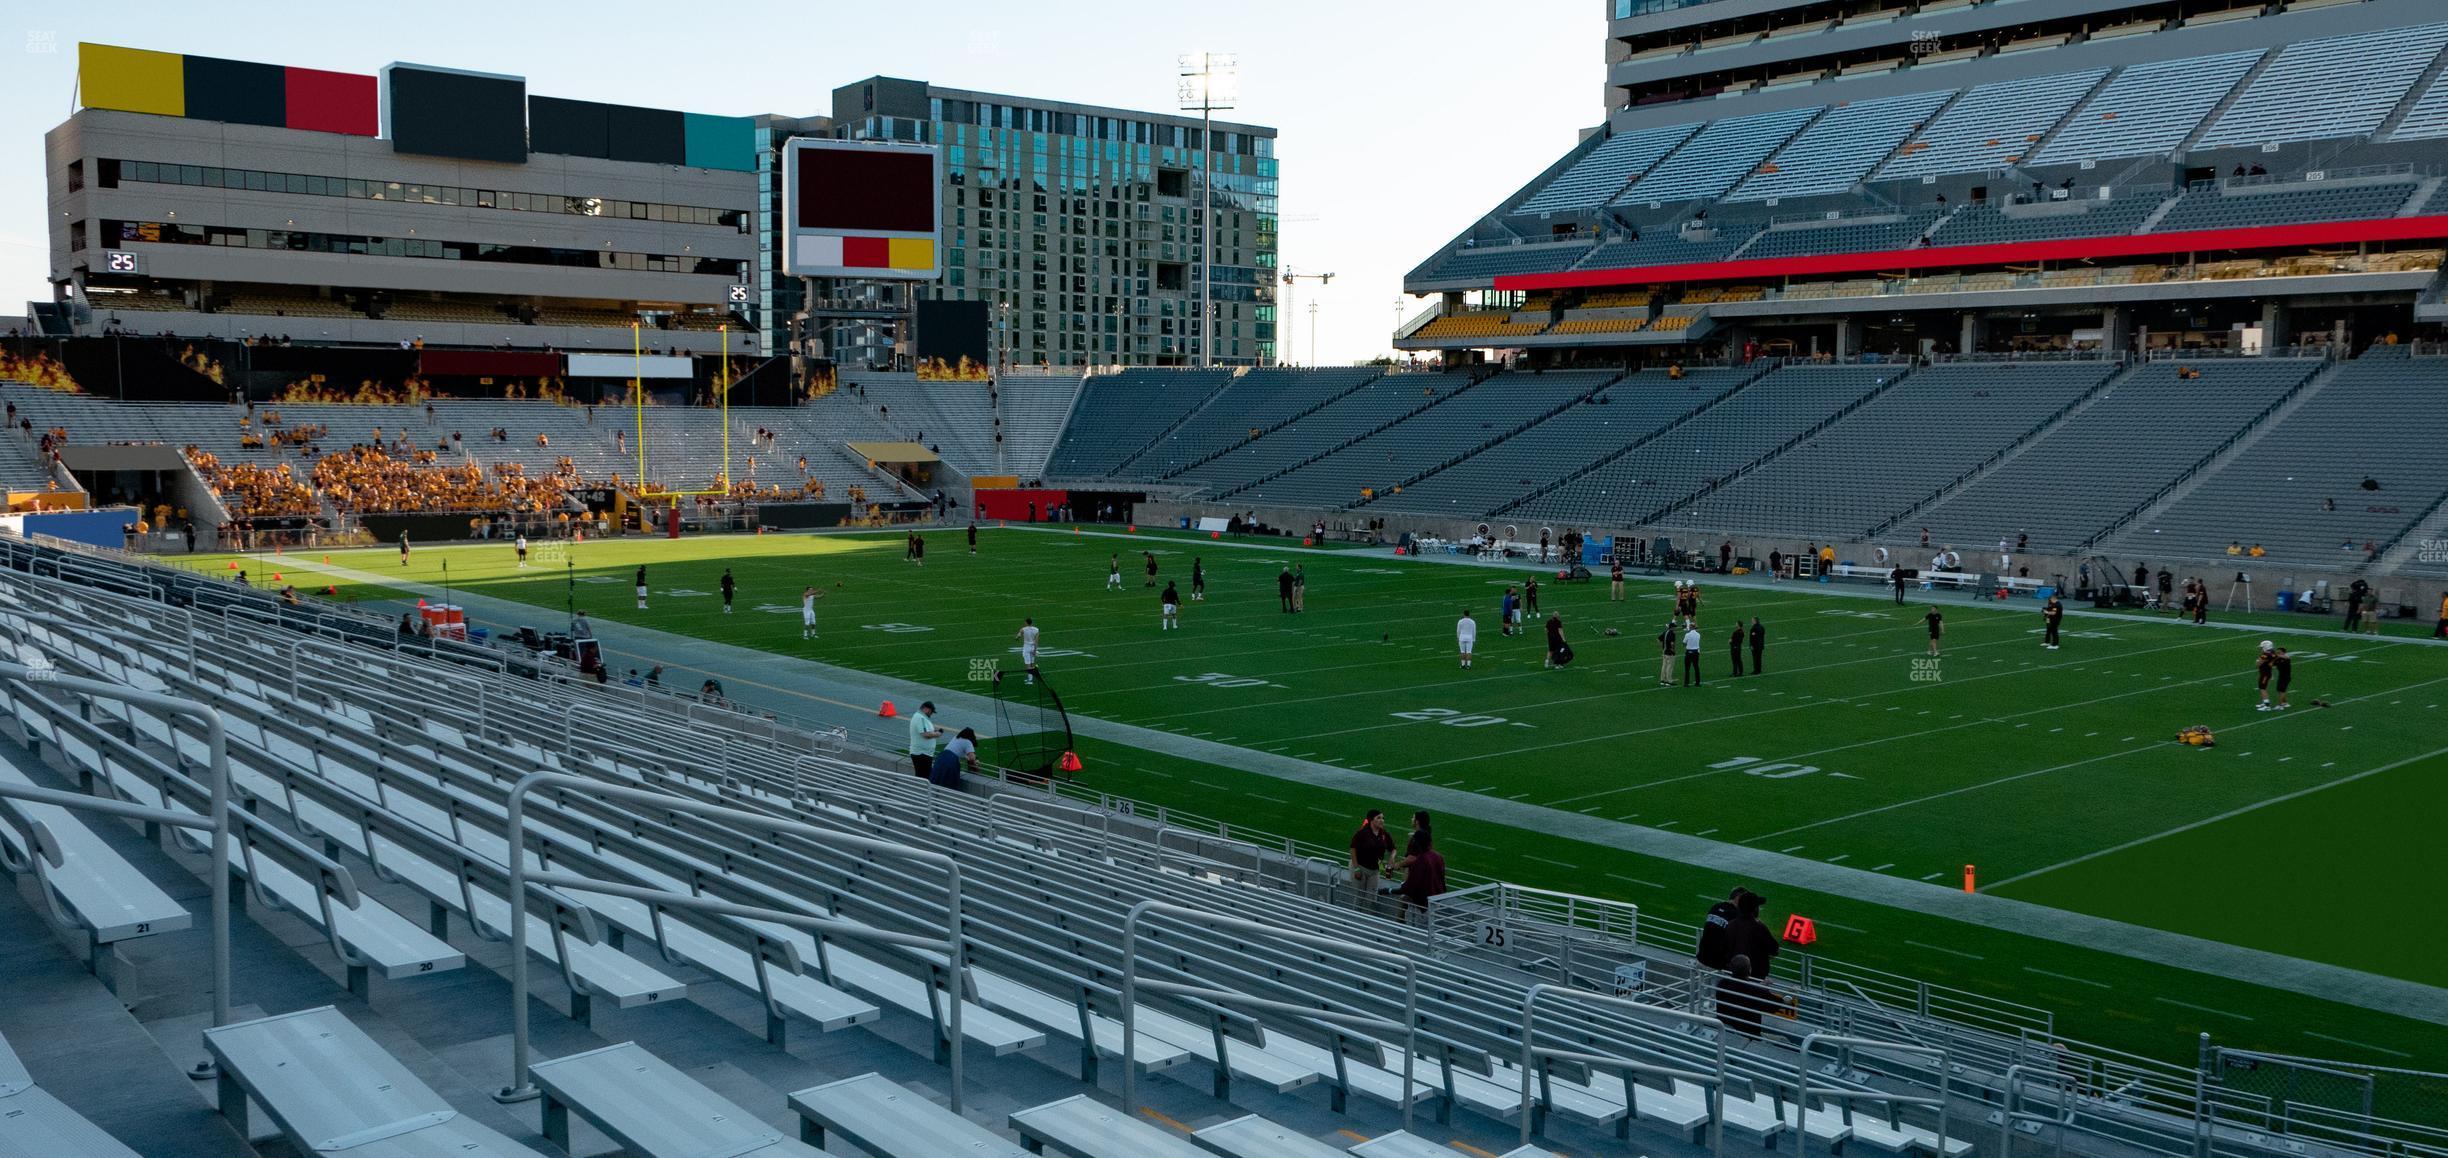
xmin=1387 ymin=828 xmax=1447 ymax=923
xmin=1348 ymin=810 xmax=1393 ymax=910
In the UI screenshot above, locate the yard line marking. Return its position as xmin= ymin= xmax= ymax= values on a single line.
xmin=2155 ymin=997 xmax=2253 ymax=1021
xmin=1694 ymin=827 xmax=1719 ymax=836
xmin=2024 ymin=967 xmax=2111 ymax=990
xmin=1921 ymin=872 xmax=1944 ymax=881
xmin=1291 ymin=751 xmax=1317 ymax=759
xmin=1448 ymin=838 xmax=1495 ymax=851
xmin=1780 ymin=845 xmax=1807 ymax=853
xmin=1654 ymin=819 xmax=1679 ymax=828
xmin=1615 ymin=814 xmax=1641 ymax=821
xmin=1579 ymin=805 xmax=1604 ymax=813
xmin=1305 ymin=806 xmax=1345 ymax=818
xmin=2301 ymin=1031 xmax=2412 ymax=1059
xmin=1248 ymin=793 xmax=1287 ymax=804
xmin=1442 ymin=779 xmax=1469 ymax=787
xmin=1825 ymin=853 xmax=1850 ymax=863
xmin=1506 ymin=792 xmax=1532 ymax=801
xmin=1525 ymin=855 xmax=1578 ymax=869
xmin=1191 ymin=780 xmax=1232 ymax=792
xmin=1906 ymin=940 xmax=1985 ymax=961
xmin=1869 ymin=863 xmax=1895 ymax=872
xmin=1985 ymin=739 xmax=2448 ymax=890
xmin=1604 ymin=873 xmax=1664 ymax=889
xmin=1140 ymin=768 xmax=1174 ymax=779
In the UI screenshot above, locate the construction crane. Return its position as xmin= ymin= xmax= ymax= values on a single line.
xmin=1280 ymin=268 xmax=1335 ymax=366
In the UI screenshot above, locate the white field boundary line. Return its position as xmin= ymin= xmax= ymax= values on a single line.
xmin=1742 ymin=669 xmax=2448 ymax=847
xmin=1981 ymin=738 xmax=2448 ymax=891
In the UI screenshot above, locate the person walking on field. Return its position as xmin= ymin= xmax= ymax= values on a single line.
xmin=1659 ymin=619 xmax=1680 ymax=686
xmin=1144 ymin=551 xmax=1159 ymax=587
xmin=635 ymin=565 xmax=649 ymax=610
xmin=2042 ymin=595 xmax=2064 ymax=650
xmin=1016 ymin=617 xmax=1041 ymax=684
xmin=719 ymin=568 xmax=736 ymax=614
xmin=399 ymin=532 xmax=412 ymax=567
xmin=1545 ymin=613 xmax=1571 ymax=669
xmin=967 ymin=521 xmax=978 ymax=554
xmin=1108 ymin=554 xmax=1124 ymax=592
xmin=1278 ymin=566 xmax=1296 ymax=613
xmin=1456 ymin=608 xmax=1478 ymax=670
xmin=1748 ymin=617 xmax=1765 ymax=674
xmin=801 ymin=585 xmax=821 ymax=639
xmin=1683 ymin=621 xmax=1705 ymax=686
xmin=515 ymin=533 xmax=529 ymax=569
xmin=1729 ymin=624 xmax=1746 ymax=677
xmin=1925 ymin=607 xmax=1944 ymax=656
xmin=1610 ymin=556 xmax=1624 ymax=601
xmin=1160 ymin=580 xmax=1181 ymax=631
xmin=1191 ymin=557 xmax=1205 ymax=601
xmin=1293 ymin=564 xmax=1307 ymax=612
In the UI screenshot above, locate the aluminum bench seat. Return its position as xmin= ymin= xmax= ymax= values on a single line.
xmin=788 ymin=1072 xmax=1030 ymax=1157
xmin=0 ymin=1030 xmax=143 ymax=1158
xmin=1828 ymin=1102 xmax=1977 ymax=1157
xmin=0 ymin=756 xmax=191 ymax=947
xmin=202 ymin=1006 xmax=545 ymax=1158
xmin=1347 ymin=1130 xmax=1557 ymax=1157
xmin=1009 ymin=1094 xmax=1209 ymax=1157
xmin=561 ymin=888 xmax=881 ymax=1038
xmin=363 ymin=831 xmax=686 ymax=1010
xmin=1190 ymin=1113 xmax=1348 ymax=1158
xmin=968 ymin=964 xmax=1193 ymax=1073
xmin=528 ymin=1041 xmax=817 ymax=1157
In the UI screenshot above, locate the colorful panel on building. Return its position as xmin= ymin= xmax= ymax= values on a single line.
xmin=78 ymin=42 xmax=377 ymax=136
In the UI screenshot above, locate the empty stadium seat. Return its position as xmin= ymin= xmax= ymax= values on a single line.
xmin=2195 ymin=24 xmax=2448 ymax=148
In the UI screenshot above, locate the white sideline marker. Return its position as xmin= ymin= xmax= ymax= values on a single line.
xmin=1906 ymin=940 xmax=1986 ymax=961
xmin=2156 ymin=997 xmax=2253 ymax=1021
xmin=2024 ymin=967 xmax=2111 ymax=990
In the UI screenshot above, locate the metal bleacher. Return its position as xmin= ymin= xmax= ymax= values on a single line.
xmin=1169 ymin=372 xmax=1471 ymax=495
xmin=1903 ymin=358 xmax=2321 ymax=554
xmin=1225 ymin=371 xmax=1616 ymax=509
xmin=2194 ymin=24 xmax=2448 ymax=149
xmin=2034 ymin=50 xmax=2265 ymax=165
xmin=2150 ymin=179 xmax=2421 ymax=233
xmin=1871 ymin=69 xmax=2109 ymax=183
xmin=1924 ymin=194 xmax=2165 ymax=247
xmin=1726 ymin=90 xmax=1954 ymax=203
xmin=1613 ymin=106 xmax=1823 ymax=207
xmin=2108 ymin=355 xmax=2448 ymax=564
xmin=1042 ymin=369 xmax=1234 ymax=480
xmin=1520 ymin=364 xmax=1902 ymax=525
xmin=1511 ymin=122 xmax=1701 ymax=216
xmin=1737 ymin=208 xmax=1944 ymax=261
xmin=1110 ymin=367 xmax=1386 ymax=483
xmin=0 ymin=535 xmax=2433 ymax=1158
xmin=1658 ymin=360 xmax=2122 ymax=538
xmin=1369 ymin=368 xmax=1762 ymax=518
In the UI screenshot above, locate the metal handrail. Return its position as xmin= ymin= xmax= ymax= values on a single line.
xmin=1123 ymin=899 xmax=1421 ymax=1134
xmin=496 ymin=772 xmax=966 ymax=1109
xmin=0 ymin=656 xmax=233 ymax=1078
xmin=1519 ymin=981 xmax=1728 ymax=1153
xmin=1794 ymin=1032 xmax=1952 ymax=1158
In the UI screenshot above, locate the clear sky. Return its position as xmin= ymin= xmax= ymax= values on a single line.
xmin=0 ymin=0 xmax=1598 ymax=365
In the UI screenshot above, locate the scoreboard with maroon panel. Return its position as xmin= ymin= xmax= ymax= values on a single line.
xmin=780 ymin=137 xmax=943 ymax=280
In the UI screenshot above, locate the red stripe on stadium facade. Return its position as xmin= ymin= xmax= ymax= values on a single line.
xmin=1492 ymin=214 xmax=2448 ymax=292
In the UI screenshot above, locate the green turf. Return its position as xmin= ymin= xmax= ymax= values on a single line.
xmin=180 ymin=527 xmax=2448 ymax=1070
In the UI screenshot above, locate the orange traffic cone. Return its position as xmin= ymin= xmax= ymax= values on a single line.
xmin=1127 ymin=525 xmax=1137 ymax=533
xmin=322 ymin=555 xmax=331 ymax=564
xmin=1211 ymin=531 xmax=1220 ymax=540
xmin=1057 ymin=750 xmax=1083 ymax=773
xmin=226 ymin=561 xmax=238 ymax=570
xmin=877 ymin=701 xmax=898 ymax=718
xmin=271 ymin=572 xmax=282 ymax=582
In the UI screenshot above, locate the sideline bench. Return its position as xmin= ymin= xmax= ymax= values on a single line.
xmin=789 ymin=1072 xmax=1030 ymax=1156
xmin=202 ymin=1006 xmax=545 ymax=1157
xmin=528 ymin=1041 xmax=817 ymax=1157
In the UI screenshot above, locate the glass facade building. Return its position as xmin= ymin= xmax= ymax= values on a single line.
xmin=759 ymin=78 xmax=1278 ymax=369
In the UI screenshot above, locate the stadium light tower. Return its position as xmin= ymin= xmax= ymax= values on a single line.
xmin=1178 ymin=52 xmax=1236 ymax=368
xmin=1281 ymin=269 xmax=1334 ymax=367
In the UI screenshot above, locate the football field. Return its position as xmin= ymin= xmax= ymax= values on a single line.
xmin=193 ymin=526 xmax=2448 ymax=1069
